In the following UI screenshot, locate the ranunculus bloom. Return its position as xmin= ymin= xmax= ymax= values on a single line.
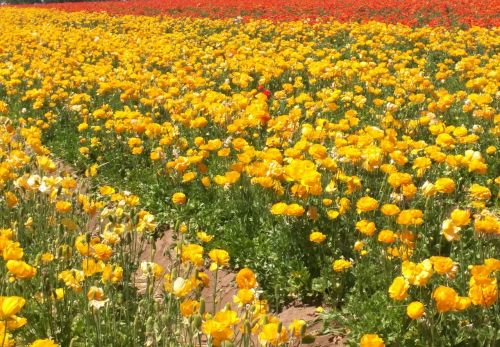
xmin=377 ymin=230 xmax=397 ymax=244
xmin=432 ymin=285 xmax=458 ymax=312
xmin=309 ymin=231 xmax=326 ymax=243
xmin=356 ymin=220 xmax=376 ymax=236
xmin=332 ymin=259 xmax=352 ymax=272
xmin=356 ymin=196 xmax=379 ymax=213
xmin=434 ymin=177 xmax=455 ymax=194
xmin=360 ymin=334 xmax=385 ymax=347
xmin=172 ymin=192 xmax=187 ymax=205
xmin=235 ymin=268 xmax=257 ymax=289
xmin=406 ymin=301 xmax=424 ymax=319
xmin=450 ymin=209 xmax=470 ymax=226
xmin=388 ymin=276 xmax=409 ymax=301
xmin=380 ymin=204 xmax=400 ymax=216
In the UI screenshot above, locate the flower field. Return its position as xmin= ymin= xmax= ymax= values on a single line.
xmin=0 ymin=1 xmax=499 ymax=346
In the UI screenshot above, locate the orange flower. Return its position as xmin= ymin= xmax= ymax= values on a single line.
xmin=356 ymin=220 xmax=376 ymax=236
xmin=430 ymin=256 xmax=455 ymax=276
xmin=285 ymin=203 xmax=305 ymax=217
xmin=180 ymin=300 xmax=199 ymax=317
xmin=55 ymin=201 xmax=72 ymax=213
xmin=92 ymin=243 xmax=113 ymax=261
xmin=396 ymin=209 xmax=423 ymax=225
xmin=432 ymin=286 xmax=458 ymax=312
xmin=380 ymin=204 xmax=400 ymax=216
xmin=360 ymin=334 xmax=385 ymax=347
xmin=356 ymin=196 xmax=379 ymax=213
xmin=377 ymin=230 xmax=397 ymax=244
xmin=435 ymin=178 xmax=455 ymax=194
xmin=236 ymin=268 xmax=257 ymax=289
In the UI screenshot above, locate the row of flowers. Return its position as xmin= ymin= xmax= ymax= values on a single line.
xmin=15 ymin=0 xmax=499 ymax=26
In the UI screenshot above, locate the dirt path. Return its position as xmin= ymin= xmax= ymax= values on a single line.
xmin=135 ymin=229 xmax=346 ymax=346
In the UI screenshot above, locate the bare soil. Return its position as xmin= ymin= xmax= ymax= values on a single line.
xmin=135 ymin=229 xmax=346 ymax=346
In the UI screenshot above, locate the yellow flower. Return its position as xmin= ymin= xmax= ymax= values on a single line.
xmin=455 ymin=296 xmax=472 ymax=311
xmin=270 ymin=202 xmax=288 ymax=215
xmin=29 ymin=339 xmax=59 ymax=347
xmin=474 ymin=215 xmax=499 ymax=235
xmin=288 ymin=319 xmax=306 ymax=338
xmin=233 ymin=288 xmax=255 ymax=306
xmin=51 ymin=288 xmax=64 ymax=301
xmin=468 ymin=277 xmax=497 ymax=307
xmin=87 ymin=286 xmax=105 ymax=301
xmin=309 ymin=231 xmax=326 ymax=243
xmin=196 ymin=231 xmax=214 ymax=243
xmin=202 ymin=319 xmax=233 ymax=346
xmin=179 ymin=222 xmax=188 ymax=233
xmin=181 ymin=244 xmax=204 ymax=266
xmin=202 ymin=309 xmax=239 ymax=345
xmin=332 ymin=259 xmax=352 ymax=272
xmin=209 ymin=249 xmax=230 ymax=270
xmin=55 ymin=200 xmax=72 ymax=213
xmin=169 ymin=277 xmax=196 ymax=297
xmin=82 ymin=258 xmax=104 ymax=277
xmin=258 ymin=322 xmax=289 ymax=346
xmin=201 ymin=176 xmax=211 ymax=187
xmin=442 ymin=219 xmax=461 ymax=241
xmin=388 ymin=277 xmax=409 ymax=301
xmin=0 ymin=296 xmax=26 ymax=319
xmin=402 ymin=259 xmax=433 ymax=286
xmin=406 ymin=301 xmax=424 ymax=319
xmin=140 ymin=261 xmax=163 ymax=279
xmin=3 ymin=242 xmax=24 ymax=260
xmin=396 ymin=209 xmax=423 ymax=225
xmin=99 ymin=186 xmax=115 ymax=196
xmin=486 ymin=146 xmax=496 ymax=154
xmin=450 ymin=209 xmax=471 ymax=226
xmin=4 ymin=192 xmax=18 ymax=208
xmin=326 ymin=210 xmax=340 ymax=220
xmin=172 ymin=192 xmax=187 ymax=205
xmin=6 ymin=260 xmax=37 ymax=279
xmin=430 ymin=256 xmax=456 ymax=276
xmin=101 ymin=264 xmax=123 ymax=284
xmin=182 ymin=172 xmax=197 ymax=183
